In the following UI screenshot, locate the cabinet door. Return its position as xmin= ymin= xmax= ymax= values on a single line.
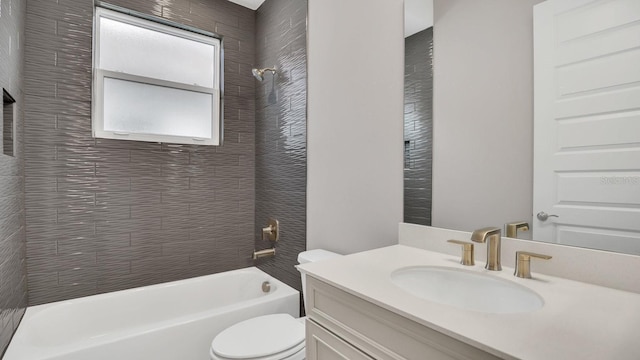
xmin=306 ymin=319 xmax=373 ymax=360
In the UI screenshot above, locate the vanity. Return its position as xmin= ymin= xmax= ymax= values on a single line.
xmin=298 ymin=225 xmax=640 ymax=360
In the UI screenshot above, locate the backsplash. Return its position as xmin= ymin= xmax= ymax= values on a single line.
xmin=404 ymin=28 xmax=433 ymax=226
xmin=23 ymin=0 xmax=257 ymax=305
xmin=254 ymin=0 xmax=307 ymax=296
xmin=0 ymin=0 xmax=28 ymax=354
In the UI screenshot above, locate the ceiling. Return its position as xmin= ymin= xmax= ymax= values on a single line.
xmin=227 ymin=0 xmax=433 ymax=37
xmin=226 ymin=0 xmax=265 ymax=10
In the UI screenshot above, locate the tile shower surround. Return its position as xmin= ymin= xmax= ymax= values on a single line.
xmin=253 ymin=0 xmax=307 ymax=301
xmin=404 ymin=28 xmax=433 ymax=226
xmin=23 ymin=0 xmax=259 ymax=305
xmin=0 ymin=0 xmax=28 ymax=355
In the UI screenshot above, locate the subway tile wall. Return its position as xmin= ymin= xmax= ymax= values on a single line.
xmin=254 ymin=0 xmax=307 ymax=298
xmin=404 ymin=28 xmax=433 ymax=226
xmin=0 ymin=0 xmax=28 ymax=354
xmin=23 ymin=0 xmax=257 ymax=305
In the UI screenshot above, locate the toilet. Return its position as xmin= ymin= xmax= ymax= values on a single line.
xmin=209 ymin=249 xmax=342 ymax=360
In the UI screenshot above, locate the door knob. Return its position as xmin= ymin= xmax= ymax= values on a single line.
xmin=536 ymin=211 xmax=559 ymax=221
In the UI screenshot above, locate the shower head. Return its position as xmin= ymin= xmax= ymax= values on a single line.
xmin=252 ymin=67 xmax=276 ymax=82
xmin=252 ymin=68 xmax=264 ymax=81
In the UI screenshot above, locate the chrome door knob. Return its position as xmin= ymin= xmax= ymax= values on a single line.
xmin=536 ymin=211 xmax=559 ymax=221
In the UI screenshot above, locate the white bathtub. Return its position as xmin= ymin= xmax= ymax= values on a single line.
xmin=4 ymin=267 xmax=299 ymax=360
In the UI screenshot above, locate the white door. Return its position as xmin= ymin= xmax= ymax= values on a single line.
xmin=533 ymin=0 xmax=640 ymax=254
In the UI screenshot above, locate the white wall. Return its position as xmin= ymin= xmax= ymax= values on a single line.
xmin=432 ymin=0 xmax=543 ymax=232
xmin=405 ymin=0 xmax=434 ymax=37
xmin=306 ymin=0 xmax=404 ymax=254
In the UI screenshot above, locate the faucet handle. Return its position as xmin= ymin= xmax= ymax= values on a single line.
xmin=261 ymin=218 xmax=279 ymax=242
xmin=514 ymin=251 xmax=552 ymax=279
xmin=447 ymin=240 xmax=475 ymax=266
xmin=505 ymin=221 xmax=529 ymax=238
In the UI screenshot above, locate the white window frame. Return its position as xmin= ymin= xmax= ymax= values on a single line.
xmin=92 ymin=6 xmax=223 ymax=146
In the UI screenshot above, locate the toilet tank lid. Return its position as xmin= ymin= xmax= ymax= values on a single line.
xmin=297 ymin=249 xmax=341 ymax=264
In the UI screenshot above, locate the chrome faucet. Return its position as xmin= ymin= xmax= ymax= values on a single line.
xmin=471 ymin=227 xmax=502 ymax=271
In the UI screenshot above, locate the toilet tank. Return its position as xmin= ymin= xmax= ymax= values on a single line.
xmin=297 ymin=249 xmax=342 ymax=311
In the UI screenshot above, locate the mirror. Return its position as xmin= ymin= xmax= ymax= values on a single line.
xmin=403 ymin=0 xmax=640 ymax=255
xmin=403 ymin=0 xmax=434 ymax=226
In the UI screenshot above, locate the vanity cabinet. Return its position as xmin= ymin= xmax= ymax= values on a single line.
xmin=305 ymin=276 xmax=500 ymax=360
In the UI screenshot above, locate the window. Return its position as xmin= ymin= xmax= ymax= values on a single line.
xmin=92 ymin=7 xmax=222 ymax=146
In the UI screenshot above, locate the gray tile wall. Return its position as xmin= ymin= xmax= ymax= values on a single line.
xmin=23 ymin=0 xmax=257 ymax=305
xmin=0 ymin=0 xmax=28 ymax=355
xmin=254 ymin=0 xmax=307 ymax=301
xmin=404 ymin=28 xmax=433 ymax=226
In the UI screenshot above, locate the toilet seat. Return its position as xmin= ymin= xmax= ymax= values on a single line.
xmin=210 ymin=314 xmax=305 ymax=360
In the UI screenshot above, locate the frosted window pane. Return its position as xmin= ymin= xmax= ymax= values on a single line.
xmin=103 ymin=78 xmax=213 ymax=139
xmin=99 ymin=17 xmax=215 ymax=88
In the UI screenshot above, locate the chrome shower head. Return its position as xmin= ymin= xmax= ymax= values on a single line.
xmin=252 ymin=67 xmax=276 ymax=82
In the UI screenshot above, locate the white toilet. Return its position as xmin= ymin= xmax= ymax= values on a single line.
xmin=209 ymin=249 xmax=342 ymax=360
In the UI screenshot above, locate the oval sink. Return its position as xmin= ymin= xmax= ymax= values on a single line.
xmin=390 ymin=266 xmax=543 ymax=314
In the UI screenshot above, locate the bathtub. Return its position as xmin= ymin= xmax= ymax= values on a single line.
xmin=4 ymin=267 xmax=299 ymax=360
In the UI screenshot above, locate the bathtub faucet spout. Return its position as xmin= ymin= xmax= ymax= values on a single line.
xmin=253 ymin=248 xmax=276 ymax=260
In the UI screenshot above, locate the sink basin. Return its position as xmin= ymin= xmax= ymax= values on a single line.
xmin=390 ymin=266 xmax=544 ymax=314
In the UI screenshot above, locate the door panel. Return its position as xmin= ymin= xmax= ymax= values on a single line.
xmin=557 ymin=172 xmax=640 ymax=205
xmin=557 ymin=22 xmax=640 ymax=65
xmin=557 ymin=112 xmax=640 ymax=148
xmin=556 ymin=0 xmax=640 ymax=42
xmin=533 ymin=0 xmax=640 ymax=254
xmin=558 ymin=226 xmax=640 ymax=254
xmin=557 ymin=49 xmax=640 ymax=95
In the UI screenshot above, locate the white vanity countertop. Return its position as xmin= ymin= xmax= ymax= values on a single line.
xmin=298 ymin=245 xmax=640 ymax=360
